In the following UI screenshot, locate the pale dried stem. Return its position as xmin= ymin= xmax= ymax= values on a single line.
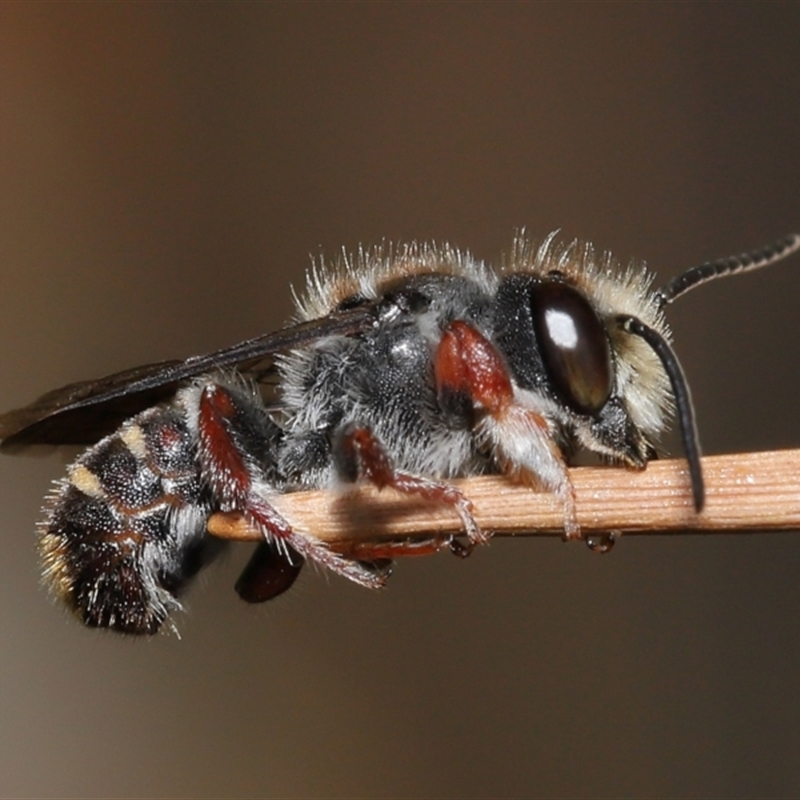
xmin=207 ymin=449 xmax=800 ymax=547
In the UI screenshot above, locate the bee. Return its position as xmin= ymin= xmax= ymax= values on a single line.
xmin=1 ymin=232 xmax=798 ymax=634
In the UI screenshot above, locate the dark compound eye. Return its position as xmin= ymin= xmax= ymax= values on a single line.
xmin=530 ymin=281 xmax=613 ymax=415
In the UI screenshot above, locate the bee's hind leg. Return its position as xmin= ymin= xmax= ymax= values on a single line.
xmin=195 ymin=381 xmax=390 ymax=593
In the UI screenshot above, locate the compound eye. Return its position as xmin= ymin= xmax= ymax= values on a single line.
xmin=530 ymin=281 xmax=613 ymax=415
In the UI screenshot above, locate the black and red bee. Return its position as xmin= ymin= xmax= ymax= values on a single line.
xmin=1 ymin=232 xmax=798 ymax=634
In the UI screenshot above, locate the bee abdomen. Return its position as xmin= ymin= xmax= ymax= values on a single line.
xmin=39 ymin=406 xmax=211 ymax=634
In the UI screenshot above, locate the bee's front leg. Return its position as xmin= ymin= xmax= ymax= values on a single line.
xmin=435 ymin=320 xmax=578 ymax=539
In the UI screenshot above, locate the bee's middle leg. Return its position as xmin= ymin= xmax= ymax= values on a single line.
xmin=332 ymin=422 xmax=486 ymax=557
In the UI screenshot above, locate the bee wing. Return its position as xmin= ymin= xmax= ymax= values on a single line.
xmin=0 ymin=305 xmax=378 ymax=448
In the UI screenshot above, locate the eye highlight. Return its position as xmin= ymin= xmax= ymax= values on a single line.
xmin=530 ymin=281 xmax=613 ymax=415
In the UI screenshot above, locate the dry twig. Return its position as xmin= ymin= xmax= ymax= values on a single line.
xmin=207 ymin=449 xmax=800 ymax=552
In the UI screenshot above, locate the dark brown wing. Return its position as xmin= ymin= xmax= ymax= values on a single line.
xmin=0 ymin=305 xmax=378 ymax=449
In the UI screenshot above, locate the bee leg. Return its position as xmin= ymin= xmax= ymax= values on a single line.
xmin=244 ymin=490 xmax=392 ymax=589
xmin=333 ymin=536 xmax=455 ymax=563
xmin=476 ymin=406 xmax=578 ymax=539
xmin=436 ymin=320 xmax=579 ymax=540
xmin=234 ymin=538 xmax=392 ymax=603
xmin=196 ymin=382 xmax=389 ymax=591
xmin=333 ymin=423 xmax=486 ymax=556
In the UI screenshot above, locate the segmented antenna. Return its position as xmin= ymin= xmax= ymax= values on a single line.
xmin=616 ymin=314 xmax=704 ymax=512
xmin=654 ymin=233 xmax=800 ymax=309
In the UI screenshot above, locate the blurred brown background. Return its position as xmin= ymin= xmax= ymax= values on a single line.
xmin=2 ymin=3 xmax=800 ymax=798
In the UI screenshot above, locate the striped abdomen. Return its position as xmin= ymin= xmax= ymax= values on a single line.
xmin=39 ymin=404 xmax=213 ymax=634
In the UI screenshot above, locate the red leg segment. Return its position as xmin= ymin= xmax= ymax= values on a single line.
xmin=434 ymin=321 xmax=579 ymax=539
xmin=197 ymin=383 xmax=390 ymax=591
xmin=435 ymin=320 xmax=514 ymax=414
xmin=336 ymin=424 xmax=487 ymax=555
